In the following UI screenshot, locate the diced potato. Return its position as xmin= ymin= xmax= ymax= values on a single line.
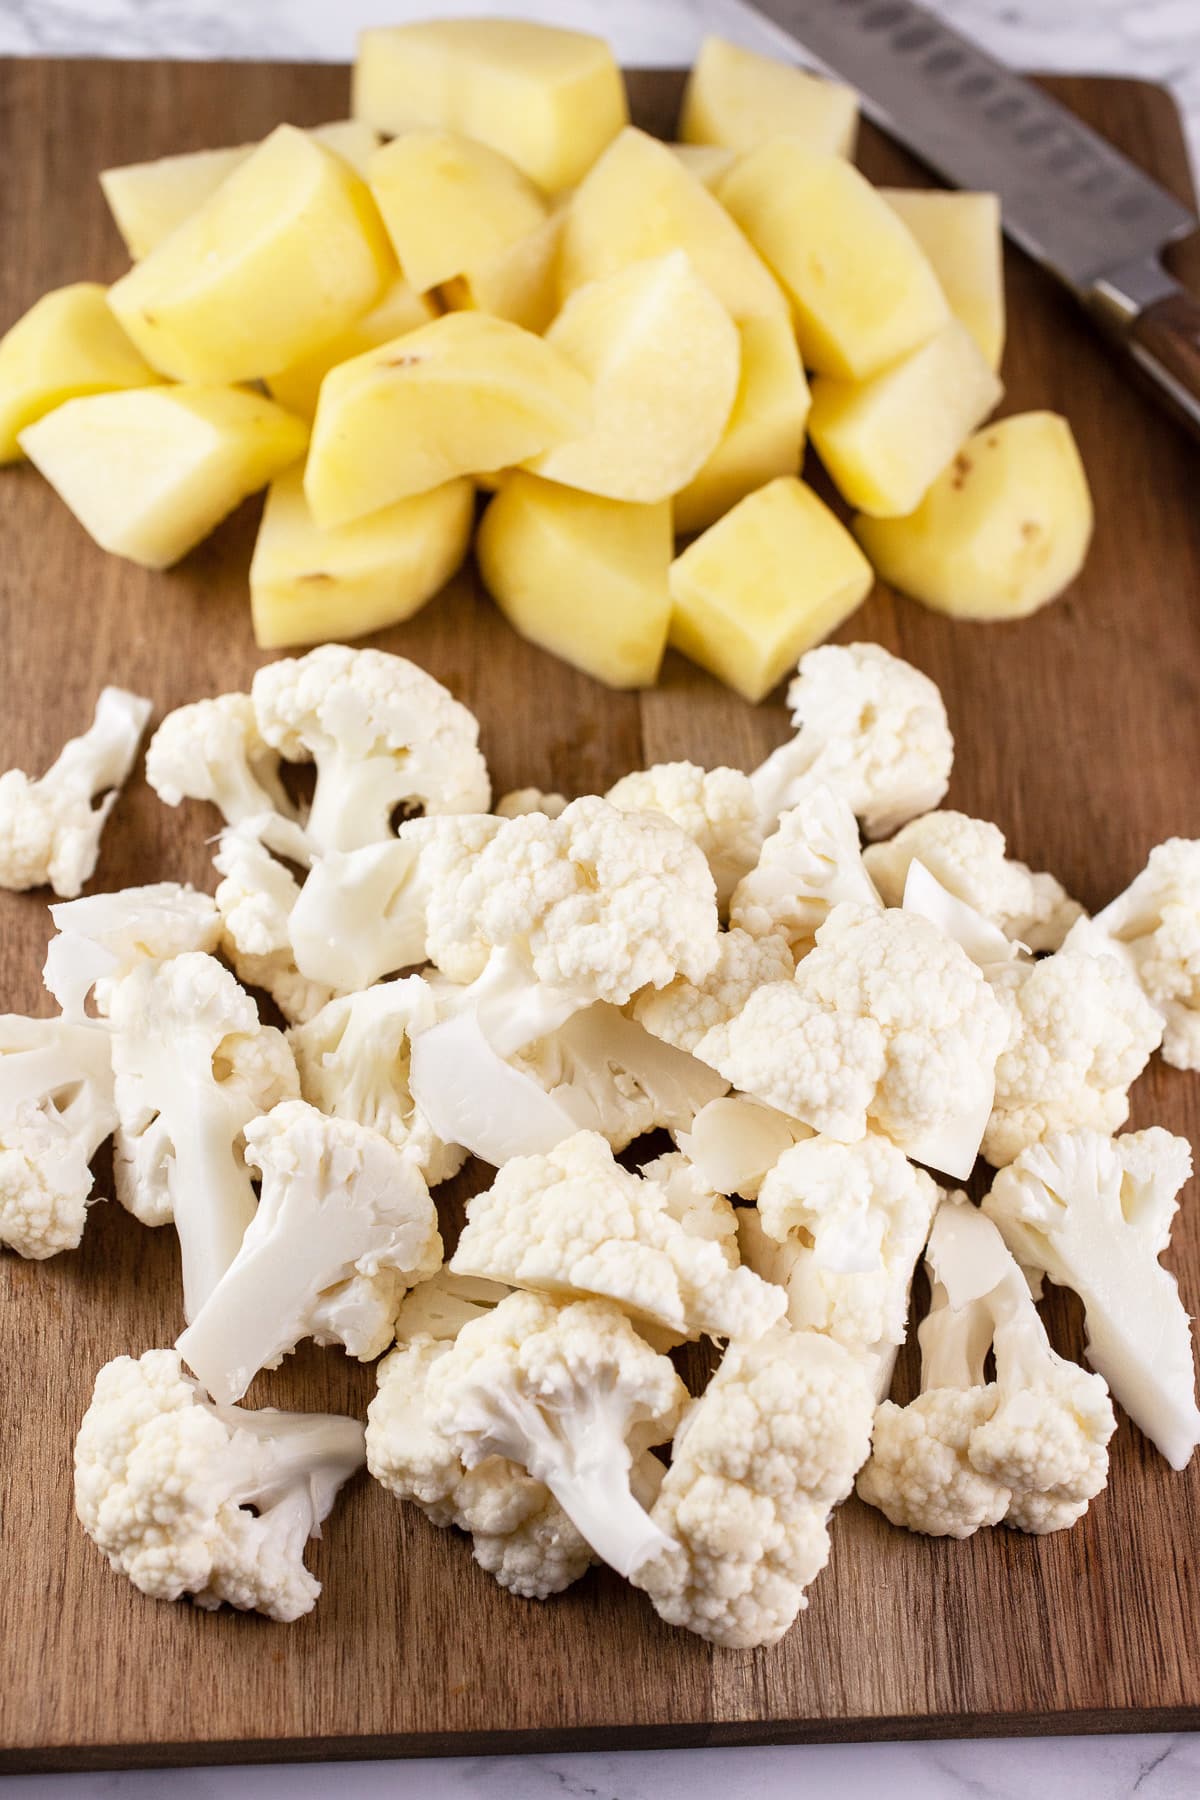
xmin=667 ymin=143 xmax=736 ymax=190
xmin=669 ymin=476 xmax=873 ymax=702
xmin=527 ymin=251 xmax=740 ymax=505
xmin=304 ymin=311 xmax=592 ymax=528
xmin=19 ymin=385 xmax=308 ymax=570
xmin=108 ymin=125 xmax=394 ymax=383
xmin=674 ymin=316 xmax=810 ymax=535
xmin=352 ymin=19 xmax=627 ymax=192
xmin=265 ymin=278 xmax=438 ymax=421
xmin=367 ymin=131 xmax=548 ymax=295
xmin=439 ymin=211 xmax=564 ymax=334
xmin=681 ymin=36 xmax=858 ymax=158
xmin=0 ymin=283 xmax=160 ymax=462
xmin=882 ymin=190 xmax=1005 ymax=370
xmin=477 ymin=471 xmax=671 ymax=688
xmin=854 ymin=412 xmax=1093 ymax=621
xmin=808 ymin=321 xmax=1003 ymax=518
xmin=558 ymin=127 xmax=787 ymax=323
xmin=99 ymin=121 xmax=382 ymax=261
xmin=249 ymin=465 xmax=473 ymax=648
xmin=719 ymin=143 xmax=950 ymax=378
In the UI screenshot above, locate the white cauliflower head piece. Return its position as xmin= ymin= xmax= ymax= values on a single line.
xmin=606 ymin=761 xmax=762 ymax=909
xmin=213 ymin=821 xmax=334 ymax=1026
xmin=634 ymin=928 xmax=794 ymax=1057
xmin=42 ymin=881 xmax=221 ymax=1020
xmin=729 ymin=783 xmax=882 ymax=958
xmin=0 ymin=1015 xmax=117 ymax=1258
xmin=145 ymin=691 xmax=300 ymax=840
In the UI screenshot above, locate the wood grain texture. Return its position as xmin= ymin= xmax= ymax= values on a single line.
xmin=1 ymin=58 xmax=1199 ymax=1774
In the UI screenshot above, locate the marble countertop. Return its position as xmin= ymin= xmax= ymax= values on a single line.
xmin=0 ymin=1 xmax=1197 ymax=1794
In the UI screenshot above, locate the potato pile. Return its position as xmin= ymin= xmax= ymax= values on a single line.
xmin=0 ymin=21 xmax=1094 ymax=701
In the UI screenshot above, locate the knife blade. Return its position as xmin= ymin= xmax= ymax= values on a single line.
xmin=719 ymin=0 xmax=1200 ymax=439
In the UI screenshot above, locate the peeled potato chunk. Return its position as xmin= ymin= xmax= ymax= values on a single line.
xmin=0 ymin=283 xmax=160 ymax=462
xmin=107 ymin=125 xmax=395 ymax=383
xmin=808 ymin=321 xmax=1003 ymax=518
xmin=882 ymin=189 xmax=1005 ymax=371
xmin=250 ymin=465 xmax=474 ymax=649
xmin=265 ymin=278 xmax=438 ymax=421
xmin=439 ymin=211 xmax=564 ymax=334
xmin=304 ymin=311 xmax=592 ymax=528
xmin=477 ymin=472 xmax=672 ymax=688
xmin=854 ymin=412 xmax=1093 ymax=620
xmin=526 ymin=251 xmax=740 ymax=505
xmin=367 ymin=130 xmax=548 ymax=295
xmin=352 ymin=18 xmax=627 ymax=192
xmin=681 ymin=36 xmax=858 ymax=158
xmin=558 ymin=126 xmax=787 ymax=324
xmin=19 ymin=385 xmax=308 ymax=570
xmin=674 ymin=315 xmax=810 ymax=535
xmin=669 ymin=476 xmax=873 ymax=702
xmin=719 ymin=142 xmax=950 ymax=378
xmin=99 ymin=121 xmax=382 ymax=260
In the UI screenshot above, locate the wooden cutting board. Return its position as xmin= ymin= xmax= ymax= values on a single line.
xmin=1 ymin=55 xmax=1198 ymax=1774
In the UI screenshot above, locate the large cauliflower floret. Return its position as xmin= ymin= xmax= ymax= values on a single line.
xmin=145 ymin=691 xmax=300 ymax=840
xmin=450 ymin=1129 xmax=785 ymax=1344
xmin=213 ymin=821 xmax=334 ymax=1026
xmin=0 ymin=1015 xmax=118 ymax=1259
xmin=75 ymin=1348 xmax=364 ymax=1622
xmin=982 ymin=948 xmax=1162 ymax=1167
xmin=730 ymin=783 xmax=882 ymax=958
xmin=176 ymin=1100 xmax=442 ymax=1404
xmin=1065 ymin=838 xmax=1200 ymax=1071
xmin=605 ymin=761 xmax=762 ymax=909
xmin=749 ymin=644 xmax=953 ymax=841
xmin=634 ymin=928 xmax=794 ymax=1055
xmin=0 ymin=687 xmax=151 ymax=897
xmin=633 ymin=1326 xmax=874 ymax=1648
xmin=697 ymin=902 xmax=1008 ymax=1180
xmin=864 ymin=811 xmax=1082 ymax=952
xmin=251 ymin=644 xmax=491 ymax=853
xmin=42 ymin=882 xmax=221 ymax=1020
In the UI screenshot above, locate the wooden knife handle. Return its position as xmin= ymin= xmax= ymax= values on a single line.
xmin=1128 ymin=290 xmax=1200 ymax=441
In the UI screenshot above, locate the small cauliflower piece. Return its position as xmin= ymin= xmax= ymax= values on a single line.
xmin=176 ymin=1101 xmax=442 ymax=1404
xmin=633 ymin=1325 xmax=874 ymax=1647
xmin=675 ymin=1094 xmax=807 ymax=1200
xmin=0 ymin=1015 xmax=117 ymax=1258
xmin=750 ymin=642 xmax=953 ymax=840
xmin=251 ymin=643 xmax=491 ymax=853
xmin=605 ymin=761 xmax=762 ymax=910
xmin=864 ymin=811 xmax=1081 ymax=953
xmin=984 ymin=1128 xmax=1199 ymax=1470
xmin=640 ymin=1150 xmax=740 ymax=1267
xmin=983 ymin=948 xmax=1162 ymax=1167
xmin=75 ymin=1348 xmax=364 ymax=1621
xmin=495 ymin=788 xmax=568 ymax=820
xmin=146 ymin=692 xmax=301 ymax=842
xmin=0 ymin=687 xmax=151 ymax=897
xmin=42 ymin=881 xmax=221 ymax=1019
xmin=730 ymin=783 xmax=881 ymax=958
xmin=635 ymin=927 xmax=794 ymax=1056
xmin=451 ymin=1129 xmax=784 ymax=1344
xmin=1065 ymin=839 xmax=1200 ymax=1071
xmin=213 ymin=821 xmax=333 ymax=1026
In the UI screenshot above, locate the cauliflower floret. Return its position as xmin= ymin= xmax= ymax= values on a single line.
xmin=450 ymin=1129 xmax=785 ymax=1344
xmin=633 ymin=1326 xmax=874 ymax=1647
xmin=176 ymin=1101 xmax=442 ymax=1404
xmin=251 ymin=644 xmax=491 ymax=853
xmin=864 ymin=811 xmax=1081 ymax=952
xmin=42 ymin=882 xmax=221 ymax=1020
xmin=0 ymin=1015 xmax=117 ymax=1258
xmin=640 ymin=1151 xmax=740 ymax=1268
xmin=0 ymin=687 xmax=151 ymax=897
xmin=145 ymin=692 xmax=300 ymax=839
xmin=495 ymin=788 xmax=568 ymax=820
xmin=213 ymin=822 xmax=333 ymax=1026
xmin=749 ymin=644 xmax=953 ymax=840
xmin=982 ymin=948 xmax=1162 ymax=1167
xmin=75 ymin=1348 xmax=364 ymax=1621
xmin=606 ymin=761 xmax=762 ymax=909
xmin=635 ymin=928 xmax=794 ymax=1055
xmin=730 ymin=783 xmax=882 ymax=958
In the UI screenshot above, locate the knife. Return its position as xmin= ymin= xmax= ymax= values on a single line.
xmin=722 ymin=0 xmax=1200 ymax=440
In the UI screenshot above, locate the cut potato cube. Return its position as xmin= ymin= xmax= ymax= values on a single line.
xmin=681 ymin=36 xmax=858 ymax=158
xmin=0 ymin=283 xmax=160 ymax=462
xmin=719 ymin=143 xmax=950 ymax=378
xmin=265 ymin=278 xmax=438 ymax=421
xmin=854 ymin=412 xmax=1092 ymax=620
xmin=439 ymin=210 xmax=564 ymax=334
xmin=352 ymin=19 xmax=627 ymax=192
xmin=808 ymin=321 xmax=1003 ymax=518
xmin=477 ymin=471 xmax=671 ymax=688
xmin=669 ymin=476 xmax=873 ymax=702
xmin=108 ymin=125 xmax=394 ymax=383
xmin=250 ymin=465 xmax=473 ymax=649
xmin=304 ymin=311 xmax=592 ymax=528
xmin=100 ymin=122 xmax=382 ymax=262
xmin=367 ymin=130 xmax=548 ymax=295
xmin=559 ymin=126 xmax=787 ymax=324
xmin=667 ymin=143 xmax=736 ymax=190
xmin=20 ymin=385 xmax=308 ymax=570
xmin=882 ymin=190 xmax=1005 ymax=370
xmin=674 ymin=315 xmax=810 ymax=535
xmin=527 ymin=251 xmax=740 ymax=505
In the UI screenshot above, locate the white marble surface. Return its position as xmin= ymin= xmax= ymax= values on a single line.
xmin=1 ymin=0 xmax=1198 ymax=1792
